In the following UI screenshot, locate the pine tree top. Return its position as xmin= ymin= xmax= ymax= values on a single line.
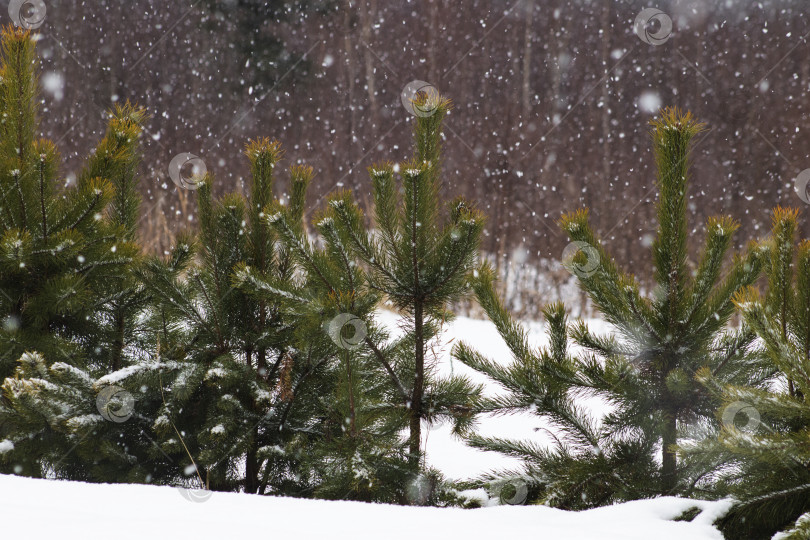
xmin=109 ymin=101 xmax=147 ymax=126
xmin=244 ymin=137 xmax=283 ymax=164
xmin=410 ymin=92 xmax=452 ymax=118
xmin=649 ymin=106 xmax=706 ymax=140
xmin=1 ymin=24 xmax=34 ymax=50
xmin=771 ymin=205 xmax=800 ymax=230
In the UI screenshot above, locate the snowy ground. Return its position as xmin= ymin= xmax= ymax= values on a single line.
xmin=0 ymin=311 xmax=733 ymax=538
xmin=0 ymin=473 xmax=730 ymax=539
xmin=375 ymin=310 xmax=614 ymax=479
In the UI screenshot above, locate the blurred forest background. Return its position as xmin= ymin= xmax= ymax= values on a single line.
xmin=31 ymin=0 xmax=810 ymax=315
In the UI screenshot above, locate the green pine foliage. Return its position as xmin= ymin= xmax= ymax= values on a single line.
xmin=326 ymin=94 xmax=484 ymax=472
xmin=684 ymin=207 xmax=810 ymax=539
xmin=0 ymin=26 xmax=128 ymax=380
xmin=134 ymin=139 xmax=312 ymax=494
xmin=0 ymin=25 xmax=153 ymax=480
xmin=236 ymin=188 xmax=411 ymax=502
xmin=454 ymin=268 xmax=659 ymax=508
xmin=454 ymin=107 xmax=767 ymax=507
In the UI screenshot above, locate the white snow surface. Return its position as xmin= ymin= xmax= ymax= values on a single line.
xmin=374 ymin=310 xmax=615 ymax=479
xmin=0 ymin=473 xmax=730 ymax=539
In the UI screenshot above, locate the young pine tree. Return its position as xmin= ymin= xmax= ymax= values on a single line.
xmin=136 ymin=140 xmax=313 ymax=494
xmin=686 ymin=207 xmax=810 ymax=539
xmin=0 ymin=26 xmax=136 ymax=380
xmin=327 ymin=94 xmax=484 ymax=471
xmin=454 ymin=276 xmax=660 ymax=507
xmin=0 ymin=27 xmax=151 ymax=480
xmin=455 ymin=107 xmax=766 ymax=506
xmin=236 ymin=190 xmax=411 ymax=502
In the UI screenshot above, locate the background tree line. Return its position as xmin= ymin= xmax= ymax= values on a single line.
xmin=34 ymin=0 xmax=810 ymax=281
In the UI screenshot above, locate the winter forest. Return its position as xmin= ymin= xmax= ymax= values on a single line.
xmin=1 ymin=1 xmax=810 ymax=539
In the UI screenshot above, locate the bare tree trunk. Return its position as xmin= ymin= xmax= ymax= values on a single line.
xmin=427 ymin=0 xmax=439 ymax=84
xmin=600 ymin=1 xmax=611 ymax=186
xmin=343 ymin=1 xmax=358 ymax=169
xmin=521 ymin=0 xmax=534 ymax=118
xmin=360 ymin=0 xmax=379 ymax=134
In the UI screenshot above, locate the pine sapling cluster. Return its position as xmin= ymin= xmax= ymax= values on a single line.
xmin=237 ymin=92 xmax=484 ymax=503
xmin=3 ymin=23 xmax=809 ymax=536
